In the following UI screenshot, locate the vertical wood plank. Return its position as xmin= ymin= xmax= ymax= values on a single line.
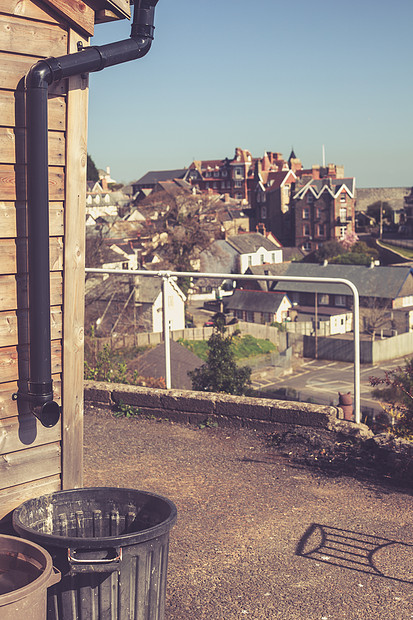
xmin=62 ymin=29 xmax=88 ymax=490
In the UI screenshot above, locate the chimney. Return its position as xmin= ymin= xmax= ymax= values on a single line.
xmin=312 ymin=165 xmax=320 ymax=180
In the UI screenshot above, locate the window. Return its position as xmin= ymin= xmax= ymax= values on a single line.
xmin=234 ymin=180 xmax=242 ymax=188
xmin=213 ymin=171 xmax=219 ymax=178
xmin=234 ymin=167 xmax=243 ymax=179
xmin=221 ymin=182 xmax=226 ymax=189
xmin=303 ymin=223 xmax=310 ymax=236
xmin=246 ymin=311 xmax=254 ymax=322
xmin=335 ymin=295 xmax=346 ymax=307
xmin=307 ymin=193 xmax=314 ymax=204
xmin=235 ymin=193 xmax=243 ymax=199
xmin=262 ymin=312 xmax=272 ymax=323
xmin=339 ymin=226 xmax=347 ymax=238
xmin=339 ymin=208 xmax=347 ymax=223
xmin=319 ymin=294 xmax=329 ymax=305
xmin=213 ymin=182 xmax=217 ymax=189
xmin=340 ymin=193 xmax=346 ymax=203
xmin=222 ymin=170 xmax=227 ymax=177
xmin=248 ymin=255 xmax=252 ymax=266
xmin=303 ymin=207 xmax=309 ymax=219
xmin=260 ymin=254 xmax=265 ymax=264
xmin=122 ymin=262 xmax=129 ymax=270
xmin=315 ymin=207 xmax=321 ymax=219
xmin=271 ymin=253 xmax=276 ymax=262
xmin=318 ymin=223 xmax=325 ymax=236
xmin=303 ymin=241 xmax=311 ymax=251
xmin=261 ymin=206 xmax=267 ymax=218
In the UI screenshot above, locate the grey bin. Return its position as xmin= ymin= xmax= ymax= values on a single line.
xmin=13 ymin=487 xmax=177 ymax=620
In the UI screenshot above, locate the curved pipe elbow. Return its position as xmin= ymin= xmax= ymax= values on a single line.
xmin=25 ymin=59 xmax=54 ymax=89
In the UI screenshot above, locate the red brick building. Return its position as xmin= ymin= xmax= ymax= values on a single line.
xmin=293 ymin=176 xmax=356 ymax=251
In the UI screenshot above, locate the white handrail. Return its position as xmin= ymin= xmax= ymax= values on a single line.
xmin=85 ymin=267 xmax=361 ymax=423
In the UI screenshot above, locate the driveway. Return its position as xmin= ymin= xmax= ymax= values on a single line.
xmin=84 ymin=409 xmax=413 ymax=619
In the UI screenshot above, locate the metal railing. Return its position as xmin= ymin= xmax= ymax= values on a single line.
xmin=85 ymin=267 xmax=361 ymax=423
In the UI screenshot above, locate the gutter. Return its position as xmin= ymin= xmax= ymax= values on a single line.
xmin=13 ymin=0 xmax=160 ymax=427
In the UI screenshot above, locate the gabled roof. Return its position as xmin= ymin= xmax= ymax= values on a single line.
xmin=226 ymin=232 xmax=282 ymax=254
xmin=265 ymin=170 xmax=297 ymax=193
xmin=130 ymin=340 xmax=203 ymax=390
xmin=250 ymin=263 xmax=413 ymax=299
xmin=294 ymin=177 xmax=355 ymax=200
xmin=225 ymin=289 xmax=290 ymax=313
xmin=134 ymin=169 xmax=188 ymax=186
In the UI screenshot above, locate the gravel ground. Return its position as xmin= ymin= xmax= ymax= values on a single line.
xmin=84 ymin=409 xmax=413 ymax=620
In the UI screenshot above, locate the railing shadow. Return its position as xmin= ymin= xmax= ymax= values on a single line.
xmin=296 ymin=523 xmax=413 ymax=584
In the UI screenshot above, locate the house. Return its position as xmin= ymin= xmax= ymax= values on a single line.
xmin=188 ymin=147 xmax=292 ymax=203
xmin=250 ymin=169 xmax=297 ymax=245
xmin=225 ymin=289 xmax=292 ymax=324
xmin=85 ymin=275 xmax=186 ymax=336
xmin=242 ymin=262 xmax=413 ymax=335
xmin=225 ymin=232 xmax=283 ymax=273
xmin=86 ymin=181 xmax=131 ymax=219
xmin=293 ymin=176 xmax=356 ymax=251
xmin=197 ymin=231 xmax=283 ymax=295
xmin=132 ymin=169 xmax=190 ymax=197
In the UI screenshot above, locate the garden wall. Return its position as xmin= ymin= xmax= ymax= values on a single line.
xmin=84 ymin=381 xmax=367 ymax=437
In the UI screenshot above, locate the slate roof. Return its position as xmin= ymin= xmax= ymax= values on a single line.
xmin=226 ymin=233 xmax=281 ymax=254
xmin=294 ymin=177 xmax=355 ymax=200
xmin=135 ymin=169 xmax=188 ymax=186
xmin=225 ymin=289 xmax=289 ymax=313
xmin=248 ymin=263 xmax=413 ymax=299
xmin=131 ymin=340 xmax=203 ymax=390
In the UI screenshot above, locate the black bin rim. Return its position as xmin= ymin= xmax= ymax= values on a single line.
xmin=12 ymin=487 xmax=177 ymax=549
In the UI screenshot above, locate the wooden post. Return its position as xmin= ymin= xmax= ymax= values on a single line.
xmin=62 ymin=29 xmax=89 ymax=489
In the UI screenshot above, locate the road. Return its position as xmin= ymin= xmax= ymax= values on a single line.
xmin=251 ymin=357 xmax=407 ymax=414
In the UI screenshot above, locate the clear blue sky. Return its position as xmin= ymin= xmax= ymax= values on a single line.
xmin=87 ymin=0 xmax=413 ymax=188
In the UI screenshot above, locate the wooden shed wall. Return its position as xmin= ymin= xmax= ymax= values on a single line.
xmin=0 ymin=0 xmax=88 ymax=521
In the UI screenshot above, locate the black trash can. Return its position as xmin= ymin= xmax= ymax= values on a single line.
xmin=13 ymin=487 xmax=177 ymax=620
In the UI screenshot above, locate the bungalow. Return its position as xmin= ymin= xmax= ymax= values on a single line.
xmin=225 ymin=290 xmax=292 ymax=324
xmin=241 ymin=262 xmax=413 ymax=335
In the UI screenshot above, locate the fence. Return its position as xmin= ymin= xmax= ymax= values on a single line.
xmin=304 ymin=331 xmax=413 ymax=364
xmin=87 ymin=321 xmax=286 ymax=354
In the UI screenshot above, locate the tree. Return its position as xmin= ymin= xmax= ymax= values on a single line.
xmin=370 ymin=359 xmax=413 ymax=438
xmin=308 ymin=240 xmax=378 ymax=265
xmin=366 ymin=201 xmax=393 ymax=225
xmin=188 ymin=314 xmax=251 ymax=395
xmin=87 ymin=153 xmax=99 ymax=182
xmin=360 ymin=299 xmax=390 ymax=339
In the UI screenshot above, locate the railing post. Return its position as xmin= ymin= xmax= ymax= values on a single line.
xmin=162 ymin=274 xmax=172 ymax=389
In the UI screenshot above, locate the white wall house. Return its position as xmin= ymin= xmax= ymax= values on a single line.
xmin=140 ymin=278 xmax=186 ymax=333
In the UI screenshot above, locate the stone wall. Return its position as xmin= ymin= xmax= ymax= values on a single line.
xmin=84 ymin=381 xmax=367 ymax=438
xmin=356 ymin=187 xmax=410 ymax=212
